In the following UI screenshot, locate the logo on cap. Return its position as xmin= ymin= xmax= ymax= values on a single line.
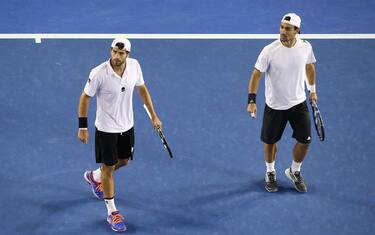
xmin=281 ymin=13 xmax=301 ymax=28
xmin=114 ymin=42 xmax=125 ymax=50
xmin=111 ymin=37 xmax=131 ymax=52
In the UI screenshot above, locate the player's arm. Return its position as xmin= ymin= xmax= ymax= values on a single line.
xmin=137 ymin=84 xmax=162 ymax=130
xmin=306 ymin=63 xmax=317 ymax=103
xmin=77 ymin=91 xmax=91 ymax=144
xmin=247 ymin=68 xmax=263 ymax=118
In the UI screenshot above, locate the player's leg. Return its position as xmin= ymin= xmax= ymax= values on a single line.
xmin=86 ymin=128 xmax=133 ymax=199
xmin=264 ymin=143 xmax=277 ymax=164
xmin=86 ymin=152 xmax=130 ymax=192
xmin=101 ymin=127 xmax=135 ymax=232
xmin=293 ymin=142 xmax=309 ymax=163
xmin=102 ymin=162 xmax=126 ymax=232
xmin=261 ymin=105 xmax=288 ymax=192
xmin=285 ymin=101 xmax=311 ymax=192
xmin=92 ymin=130 xmax=127 ymax=232
xmin=84 ymin=129 xmax=117 ymax=200
xmin=101 ymin=163 xmax=115 ymax=199
xmin=114 ymin=159 xmax=129 ymax=171
xmin=93 ymin=153 xmax=130 ymax=180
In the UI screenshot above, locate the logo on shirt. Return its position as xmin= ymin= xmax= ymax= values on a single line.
xmin=121 ymin=87 xmax=125 ymax=92
xmin=88 ymin=78 xmax=91 ymax=83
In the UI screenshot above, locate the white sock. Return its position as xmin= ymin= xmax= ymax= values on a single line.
xmin=104 ymin=198 xmax=118 ymax=215
xmin=291 ymin=160 xmax=302 ymax=173
xmin=265 ymin=161 xmax=275 ymax=173
xmin=92 ymin=168 xmax=101 ymax=182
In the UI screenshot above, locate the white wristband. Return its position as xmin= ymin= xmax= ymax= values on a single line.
xmin=79 ymin=128 xmax=88 ymax=130
xmin=308 ymin=84 xmax=316 ymax=93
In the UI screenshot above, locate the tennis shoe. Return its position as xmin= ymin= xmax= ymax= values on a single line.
xmin=265 ymin=171 xmax=278 ymax=192
xmin=285 ymin=168 xmax=308 ymax=193
xmin=84 ymin=170 xmax=104 ymax=200
xmin=107 ymin=211 xmax=127 ymax=232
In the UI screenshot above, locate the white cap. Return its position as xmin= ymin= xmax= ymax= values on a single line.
xmin=281 ymin=13 xmax=301 ymax=28
xmin=111 ymin=37 xmax=131 ymax=52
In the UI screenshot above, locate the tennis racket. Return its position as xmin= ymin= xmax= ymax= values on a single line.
xmin=143 ymin=105 xmax=174 ymax=158
xmin=310 ymin=101 xmax=325 ymax=141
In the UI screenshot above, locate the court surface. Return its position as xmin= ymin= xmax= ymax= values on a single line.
xmin=0 ymin=1 xmax=374 ymax=235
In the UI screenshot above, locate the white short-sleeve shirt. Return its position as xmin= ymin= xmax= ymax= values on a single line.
xmin=84 ymin=58 xmax=145 ymax=133
xmin=254 ymin=38 xmax=316 ymax=110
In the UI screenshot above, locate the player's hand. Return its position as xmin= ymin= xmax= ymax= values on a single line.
xmin=309 ymin=92 xmax=318 ymax=104
xmin=247 ymin=103 xmax=257 ymax=118
xmin=77 ymin=129 xmax=89 ymax=144
xmin=152 ymin=116 xmax=162 ymax=131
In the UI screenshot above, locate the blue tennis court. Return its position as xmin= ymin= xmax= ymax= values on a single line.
xmin=0 ymin=1 xmax=374 ymax=235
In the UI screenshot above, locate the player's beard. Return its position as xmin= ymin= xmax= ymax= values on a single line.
xmin=280 ymin=34 xmax=288 ymax=42
xmin=112 ymin=58 xmax=124 ymax=67
xmin=280 ymin=34 xmax=296 ymax=45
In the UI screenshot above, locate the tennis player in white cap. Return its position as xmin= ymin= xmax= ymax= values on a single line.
xmin=77 ymin=37 xmax=162 ymax=232
xmin=247 ymin=13 xmax=318 ymax=193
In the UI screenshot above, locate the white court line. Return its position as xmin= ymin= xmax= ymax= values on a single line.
xmin=0 ymin=34 xmax=375 ymax=40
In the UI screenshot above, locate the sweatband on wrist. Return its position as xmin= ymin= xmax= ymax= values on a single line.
xmin=308 ymin=84 xmax=316 ymax=93
xmin=79 ymin=117 xmax=88 ymax=128
xmin=248 ymin=93 xmax=257 ymax=104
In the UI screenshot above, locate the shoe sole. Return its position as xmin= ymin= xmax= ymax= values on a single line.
xmin=284 ymin=169 xmax=307 ymax=193
xmin=265 ymin=174 xmax=278 ymax=192
xmin=107 ymin=218 xmax=127 ymax=232
xmin=83 ymin=171 xmax=103 ymax=200
xmin=111 ymin=226 xmax=127 ymax=233
xmin=265 ymin=186 xmax=278 ymax=192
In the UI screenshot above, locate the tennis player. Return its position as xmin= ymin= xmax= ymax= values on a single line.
xmin=247 ymin=13 xmax=318 ymax=193
xmin=77 ymin=37 xmax=162 ymax=232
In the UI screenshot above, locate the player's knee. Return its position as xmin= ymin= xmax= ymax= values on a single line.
xmin=298 ymin=142 xmax=310 ymax=149
xmin=118 ymin=159 xmax=129 ymax=167
xmin=264 ymin=143 xmax=277 ymax=150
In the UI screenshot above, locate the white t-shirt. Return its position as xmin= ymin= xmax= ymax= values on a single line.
xmin=254 ymin=38 xmax=316 ymax=110
xmin=84 ymin=58 xmax=145 ymax=133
